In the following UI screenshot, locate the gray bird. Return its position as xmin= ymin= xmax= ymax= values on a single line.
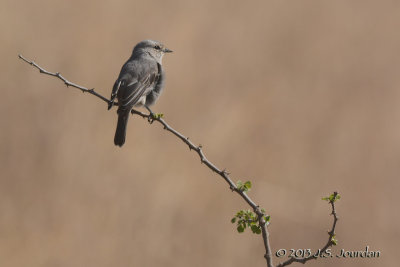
xmin=109 ymin=40 xmax=172 ymax=147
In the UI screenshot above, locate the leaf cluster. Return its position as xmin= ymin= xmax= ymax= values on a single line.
xmin=231 ymin=209 xmax=270 ymax=235
xmin=322 ymin=192 xmax=341 ymax=203
xmin=236 ymin=180 xmax=252 ymax=192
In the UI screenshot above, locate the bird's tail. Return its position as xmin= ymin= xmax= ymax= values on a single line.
xmin=114 ymin=113 xmax=129 ymax=147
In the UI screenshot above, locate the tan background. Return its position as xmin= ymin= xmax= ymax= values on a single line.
xmin=1 ymin=0 xmax=398 ymax=266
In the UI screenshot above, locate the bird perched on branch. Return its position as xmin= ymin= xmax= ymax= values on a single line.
xmin=109 ymin=40 xmax=172 ymax=147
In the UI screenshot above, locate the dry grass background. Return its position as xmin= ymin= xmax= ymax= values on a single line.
xmin=1 ymin=0 xmax=399 ymax=266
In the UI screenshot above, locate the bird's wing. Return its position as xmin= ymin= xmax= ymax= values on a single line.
xmin=117 ymin=61 xmax=159 ymax=113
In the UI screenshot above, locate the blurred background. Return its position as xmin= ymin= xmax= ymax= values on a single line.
xmin=1 ymin=0 xmax=399 ymax=266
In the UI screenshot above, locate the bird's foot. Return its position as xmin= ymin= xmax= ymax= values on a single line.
xmin=145 ymin=105 xmax=163 ymax=123
xmin=147 ymin=112 xmax=163 ymax=124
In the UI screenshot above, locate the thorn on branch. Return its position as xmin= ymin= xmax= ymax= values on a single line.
xmin=221 ymin=168 xmax=230 ymax=175
xmin=186 ymin=138 xmax=191 ymax=150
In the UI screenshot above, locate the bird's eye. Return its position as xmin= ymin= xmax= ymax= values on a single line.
xmin=154 ymin=45 xmax=161 ymax=50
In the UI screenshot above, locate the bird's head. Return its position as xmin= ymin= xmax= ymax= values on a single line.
xmin=133 ymin=40 xmax=172 ymax=64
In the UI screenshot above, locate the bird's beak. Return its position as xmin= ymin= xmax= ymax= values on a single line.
xmin=163 ymin=48 xmax=173 ymax=53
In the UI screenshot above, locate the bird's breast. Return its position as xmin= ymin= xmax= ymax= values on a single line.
xmin=134 ymin=95 xmax=147 ymax=107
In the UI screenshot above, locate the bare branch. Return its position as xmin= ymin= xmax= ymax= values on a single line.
xmin=276 ymin=192 xmax=339 ymax=267
xmin=18 ymin=54 xmax=114 ymax=105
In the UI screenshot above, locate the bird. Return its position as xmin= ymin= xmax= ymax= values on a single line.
xmin=109 ymin=40 xmax=172 ymax=147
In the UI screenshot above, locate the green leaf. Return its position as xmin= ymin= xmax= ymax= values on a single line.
xmin=236 ymin=180 xmax=253 ymax=192
xmin=153 ymin=113 xmax=164 ymax=119
xmin=331 ymin=234 xmax=338 ymax=245
xmin=237 ymin=225 xmax=245 ymax=233
xmin=322 ymin=192 xmax=341 ymax=203
xmin=250 ymin=225 xmax=262 ymax=234
xmin=231 ymin=217 xmax=236 ymax=223
xmin=244 ymin=180 xmax=252 ymax=190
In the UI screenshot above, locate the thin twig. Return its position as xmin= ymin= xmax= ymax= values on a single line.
xmin=276 ymin=192 xmax=339 ymax=267
xmin=18 ymin=54 xmax=114 ymax=105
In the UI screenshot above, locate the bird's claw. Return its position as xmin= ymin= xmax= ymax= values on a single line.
xmin=147 ymin=112 xmax=155 ymax=123
xmin=147 ymin=112 xmax=163 ymax=124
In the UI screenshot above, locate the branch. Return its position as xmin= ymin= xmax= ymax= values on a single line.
xmin=19 ymin=54 xmax=341 ymax=267
xmin=131 ymin=109 xmax=274 ymax=266
xmin=18 ymin=54 xmax=114 ymax=105
xmin=19 ymin=54 xmax=274 ymax=266
xmin=276 ymin=192 xmax=340 ymax=267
